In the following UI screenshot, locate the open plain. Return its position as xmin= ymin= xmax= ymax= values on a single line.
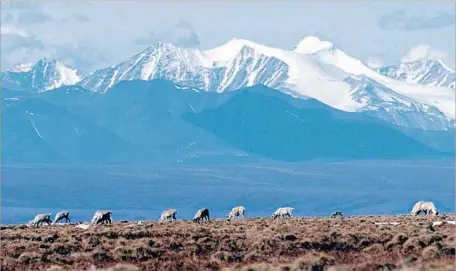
xmin=1 ymin=215 xmax=455 ymax=271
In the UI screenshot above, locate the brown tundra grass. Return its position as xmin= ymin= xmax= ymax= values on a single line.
xmin=1 ymin=215 xmax=455 ymax=271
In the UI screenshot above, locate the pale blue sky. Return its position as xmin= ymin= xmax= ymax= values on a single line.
xmin=1 ymin=1 xmax=454 ymax=72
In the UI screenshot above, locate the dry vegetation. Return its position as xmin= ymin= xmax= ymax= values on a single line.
xmin=1 ymin=215 xmax=455 ymax=271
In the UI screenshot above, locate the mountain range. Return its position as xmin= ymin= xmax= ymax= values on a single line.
xmin=1 ymin=36 xmax=455 ymax=164
xmin=2 ymin=36 xmax=454 ymax=132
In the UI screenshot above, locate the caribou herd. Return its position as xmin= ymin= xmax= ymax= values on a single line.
xmin=26 ymin=201 xmax=442 ymax=228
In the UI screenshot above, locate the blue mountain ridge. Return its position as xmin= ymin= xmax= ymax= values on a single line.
xmin=1 ymin=79 xmax=452 ymax=164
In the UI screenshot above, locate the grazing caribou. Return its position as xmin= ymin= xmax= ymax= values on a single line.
xmin=272 ymin=207 xmax=294 ymax=219
xmin=29 ymin=213 xmax=52 ymax=228
xmin=91 ymin=211 xmax=113 ymax=225
xmin=193 ymin=208 xmax=210 ymax=223
xmin=228 ymin=206 xmax=245 ymax=221
xmin=411 ymin=201 xmax=439 ymax=216
xmin=159 ymin=209 xmax=177 ymax=222
xmin=52 ymin=211 xmax=71 ymax=224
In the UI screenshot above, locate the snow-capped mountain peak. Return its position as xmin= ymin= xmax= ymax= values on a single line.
xmin=143 ymin=41 xmax=181 ymax=53
xmin=1 ymin=58 xmax=83 ymax=93
xmin=203 ymin=38 xmax=252 ymax=63
xmin=295 ymin=39 xmax=375 ymax=77
xmin=31 ymin=58 xmax=83 ymax=89
xmin=377 ymin=59 xmax=455 ymax=88
xmin=294 ymin=36 xmax=334 ymax=54
xmin=203 ymin=38 xmax=285 ymax=65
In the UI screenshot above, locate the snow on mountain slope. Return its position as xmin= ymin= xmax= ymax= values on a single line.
xmin=377 ymin=59 xmax=455 ymax=88
xmin=294 ymin=36 xmax=455 ymax=119
xmin=205 ymin=38 xmax=357 ymax=107
xmin=81 ymin=39 xmax=359 ymax=112
xmin=344 ymin=76 xmax=453 ymax=130
xmin=1 ymin=58 xmax=83 ymax=93
xmin=81 ymin=42 xmax=217 ymax=93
